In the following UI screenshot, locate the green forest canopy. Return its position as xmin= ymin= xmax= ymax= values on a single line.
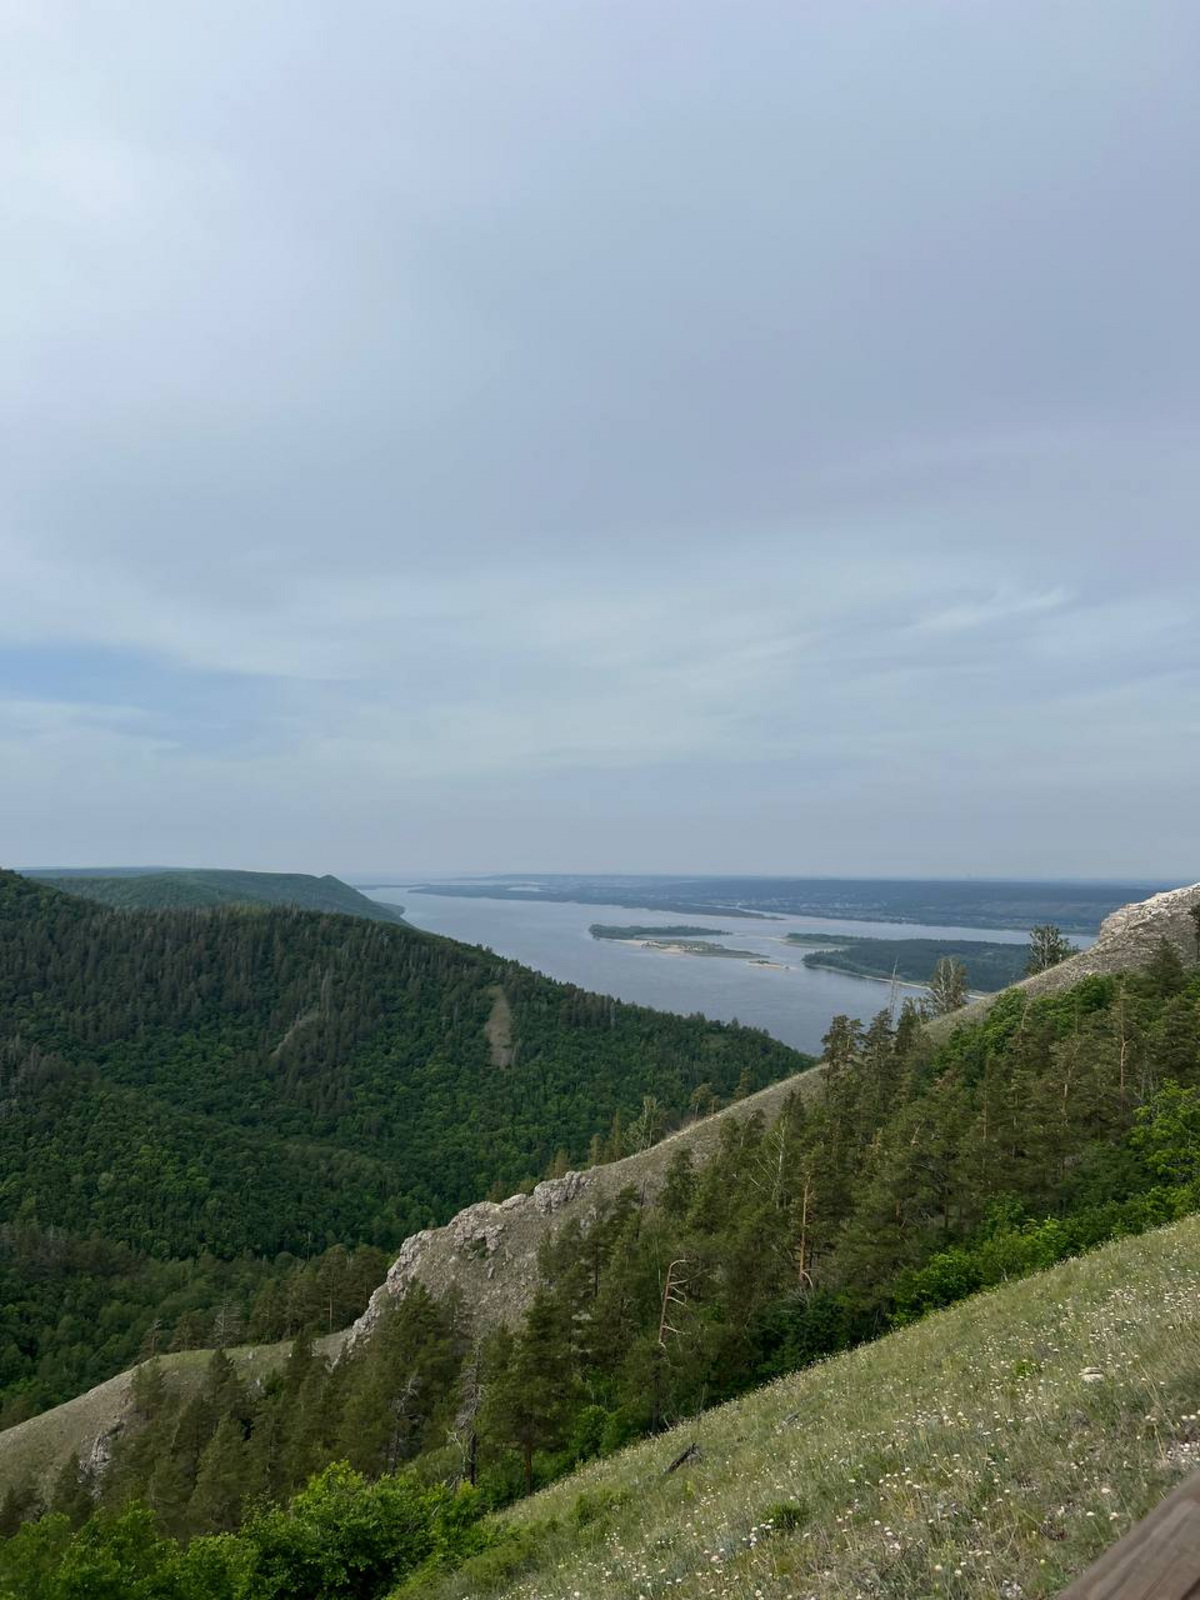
xmin=0 ymin=869 xmax=807 ymax=1424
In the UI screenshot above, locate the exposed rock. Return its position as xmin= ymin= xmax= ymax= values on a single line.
xmin=10 ymin=881 xmax=1195 ymax=1501
xmin=532 ymin=1169 xmax=590 ymax=1214
xmin=345 ymin=1067 xmax=823 ymax=1344
xmin=85 ymin=1423 xmax=122 ymax=1478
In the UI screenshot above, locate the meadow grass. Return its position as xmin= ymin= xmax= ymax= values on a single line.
xmin=421 ymin=1215 xmax=1200 ymax=1599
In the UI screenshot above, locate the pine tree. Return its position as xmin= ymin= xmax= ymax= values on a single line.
xmin=48 ymin=1451 xmax=94 ymax=1528
xmin=249 ymin=1279 xmax=288 ymax=1343
xmin=0 ymin=1477 xmax=40 ymax=1537
xmin=168 ymin=1309 xmax=210 ymax=1352
xmin=130 ymin=1357 xmax=168 ymax=1421
xmin=483 ymin=1294 xmax=578 ymax=1491
xmin=145 ymin=1448 xmax=193 ymax=1539
xmin=187 ymin=1414 xmax=249 ymax=1534
xmin=1146 ymin=937 xmax=1188 ymax=999
xmin=660 ymin=1146 xmax=697 ymax=1220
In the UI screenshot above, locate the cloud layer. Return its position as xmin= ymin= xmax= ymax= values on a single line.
xmin=2 ymin=2 xmax=1197 ymax=875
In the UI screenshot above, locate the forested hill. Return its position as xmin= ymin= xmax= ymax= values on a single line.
xmin=0 ymin=870 xmax=806 ymax=1423
xmin=30 ymin=867 xmax=405 ymax=924
xmin=5 ymin=893 xmax=1200 ymax=1593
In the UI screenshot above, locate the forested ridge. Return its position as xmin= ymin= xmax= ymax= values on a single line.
xmin=0 ymin=870 xmax=804 ymax=1424
xmin=31 ymin=868 xmax=406 ymax=924
xmin=3 ymin=940 xmax=1199 ymax=1596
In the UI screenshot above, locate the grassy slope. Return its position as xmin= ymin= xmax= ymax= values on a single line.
xmin=0 ymin=1332 xmax=347 ymax=1497
xmin=427 ymin=1217 xmax=1200 ymax=1600
xmin=32 ymin=868 xmax=406 ymax=924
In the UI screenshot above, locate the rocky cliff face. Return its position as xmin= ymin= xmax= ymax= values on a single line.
xmin=348 ymin=1068 xmax=822 ymax=1345
xmin=1081 ymin=881 xmax=1200 ymax=973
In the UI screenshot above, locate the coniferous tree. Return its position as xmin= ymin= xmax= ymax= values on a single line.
xmin=0 ymin=1479 xmax=40 ymax=1539
xmin=188 ymin=1414 xmax=248 ymax=1534
xmin=661 ymin=1146 xmax=697 ymax=1220
xmin=483 ymin=1294 xmax=578 ymax=1491
xmin=48 ymin=1452 xmax=94 ymax=1529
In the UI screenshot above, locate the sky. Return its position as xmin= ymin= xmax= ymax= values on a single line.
xmin=2 ymin=1 xmax=1197 ymax=879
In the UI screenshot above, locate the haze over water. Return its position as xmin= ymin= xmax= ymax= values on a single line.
xmin=367 ymin=889 xmax=1055 ymax=1055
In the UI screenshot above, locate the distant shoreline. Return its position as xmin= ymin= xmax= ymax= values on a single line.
xmin=803 ymin=960 xmax=990 ymax=1000
xmin=622 ymin=937 xmax=784 ymax=967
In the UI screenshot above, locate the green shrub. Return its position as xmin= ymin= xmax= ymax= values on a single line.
xmin=764 ymin=1500 xmax=806 ymax=1532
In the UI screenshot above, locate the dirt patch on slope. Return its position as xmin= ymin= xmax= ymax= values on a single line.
xmin=485 ymin=984 xmax=514 ymax=1067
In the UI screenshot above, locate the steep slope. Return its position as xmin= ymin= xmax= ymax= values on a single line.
xmin=0 ymin=1331 xmax=346 ymax=1498
xmin=421 ymin=1214 xmax=1200 ymax=1600
xmin=0 ymin=869 xmax=807 ymax=1419
xmin=0 ymin=1073 xmax=824 ymax=1498
xmin=349 ymin=1064 xmax=823 ymax=1345
xmin=349 ymin=878 xmax=1199 ymax=1342
xmin=31 ymin=867 xmax=406 ymax=924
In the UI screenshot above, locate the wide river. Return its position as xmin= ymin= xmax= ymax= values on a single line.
xmin=366 ymin=888 xmax=1050 ymax=1056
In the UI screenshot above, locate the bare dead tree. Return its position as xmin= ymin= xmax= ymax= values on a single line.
xmin=384 ymin=1372 xmax=422 ymax=1473
xmin=448 ymin=1342 xmax=485 ymax=1486
xmin=794 ymin=1173 xmax=816 ymax=1292
xmin=748 ymin=1120 xmax=789 ymax=1210
xmin=651 ymin=1258 xmax=691 ymax=1434
xmin=658 ymin=1259 xmax=689 ymax=1348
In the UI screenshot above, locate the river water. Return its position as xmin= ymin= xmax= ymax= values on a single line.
xmin=365 ymin=888 xmax=1049 ymax=1056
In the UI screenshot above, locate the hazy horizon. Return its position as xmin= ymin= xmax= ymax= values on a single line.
xmin=17 ymin=864 xmax=1186 ymax=890
xmin=3 ymin=3 xmax=1197 ymax=877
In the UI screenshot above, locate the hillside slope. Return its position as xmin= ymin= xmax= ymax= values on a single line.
xmin=350 ymin=878 xmax=1199 ymax=1342
xmin=0 ymin=1070 xmax=824 ymax=1498
xmin=8 ymin=877 xmax=1194 ymax=1490
xmin=0 ymin=1331 xmax=346 ymax=1499
xmin=424 ymin=1215 xmax=1200 ymax=1600
xmin=349 ymin=1064 xmax=824 ymax=1346
xmin=924 ymin=878 xmax=1200 ymax=1038
xmin=31 ymin=867 xmax=406 ymax=924
xmin=0 ymin=869 xmax=806 ymax=1420
xmin=7 ymin=876 xmax=1196 ymax=1548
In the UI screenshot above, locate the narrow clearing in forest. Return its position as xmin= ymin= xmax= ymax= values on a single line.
xmin=485 ymin=984 xmax=514 ymax=1067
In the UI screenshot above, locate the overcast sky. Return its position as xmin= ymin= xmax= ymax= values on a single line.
xmin=2 ymin=1 xmax=1197 ymax=879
